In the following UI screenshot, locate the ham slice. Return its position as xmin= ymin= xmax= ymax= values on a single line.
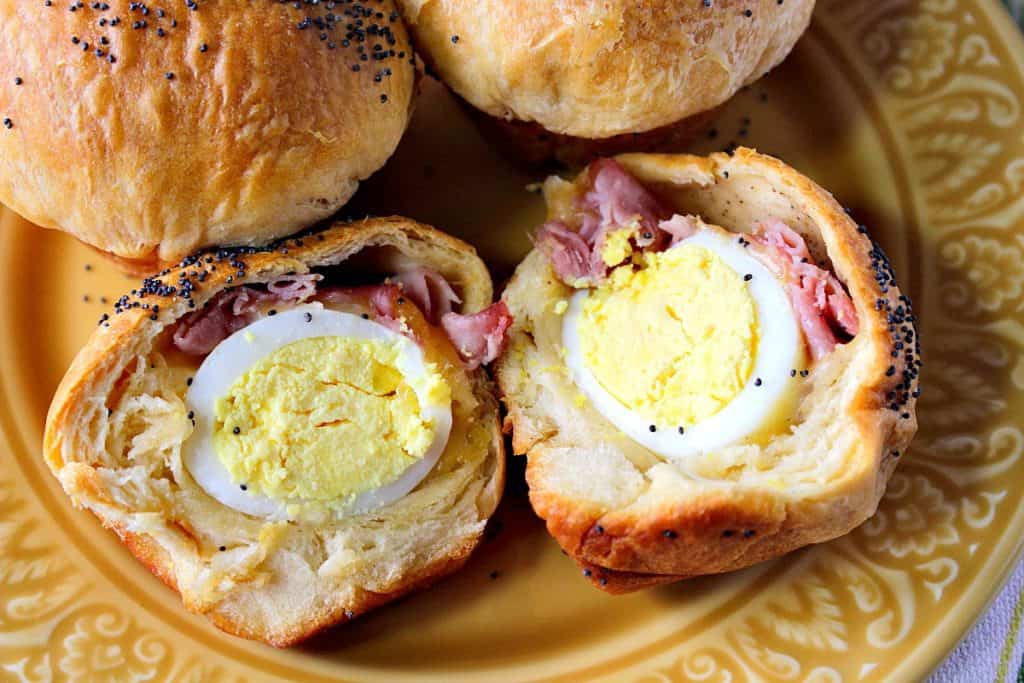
xmin=538 ymin=159 xmax=671 ymax=284
xmin=267 ymin=272 xmax=323 ymax=301
xmin=752 ymin=219 xmax=859 ymax=359
xmin=317 ymin=283 xmax=406 ymax=334
xmin=392 ymin=267 xmax=462 ymax=324
xmin=171 ymin=292 xmax=256 ymax=356
xmin=658 ymin=214 xmax=699 ymax=245
xmin=579 ymin=158 xmax=670 ymax=242
xmin=172 ymin=287 xmax=273 ymax=355
xmin=321 ymin=268 xmax=462 ymax=327
xmin=173 ymin=270 xmax=512 ymax=368
xmin=352 ymin=283 xmax=512 ymax=368
xmin=322 ymin=282 xmax=512 ymax=368
xmin=441 ymin=302 xmax=514 ymax=370
xmin=172 ymin=273 xmax=321 ymax=355
xmin=536 ymin=221 xmax=593 ymax=284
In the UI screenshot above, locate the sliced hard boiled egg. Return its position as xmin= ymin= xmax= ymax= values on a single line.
xmin=183 ymin=305 xmax=453 ymax=520
xmin=562 ymin=227 xmax=805 ymax=462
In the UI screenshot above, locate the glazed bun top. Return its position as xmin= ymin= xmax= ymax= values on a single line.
xmin=396 ymin=0 xmax=814 ymax=139
xmin=0 ymin=0 xmax=415 ymax=269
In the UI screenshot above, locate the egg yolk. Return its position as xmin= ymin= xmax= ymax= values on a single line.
xmin=600 ymin=228 xmax=634 ymax=267
xmin=212 ymin=336 xmax=450 ymax=506
xmin=578 ymin=244 xmax=758 ymax=426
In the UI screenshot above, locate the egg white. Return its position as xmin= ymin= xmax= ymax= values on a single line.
xmin=562 ymin=228 xmax=802 ymax=463
xmin=183 ymin=304 xmax=453 ymax=519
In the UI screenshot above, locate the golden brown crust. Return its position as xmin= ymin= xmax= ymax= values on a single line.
xmin=85 ymin=245 xmax=164 ymax=279
xmin=497 ymin=148 xmax=918 ymax=591
xmin=0 ymin=1 xmax=415 ymax=264
xmin=397 ymin=0 xmax=813 ymax=142
xmin=463 ymin=98 xmax=723 ymax=168
xmin=222 ymin=538 xmax=480 ymax=648
xmin=571 ymin=556 xmax=683 ymax=595
xmin=113 ymin=493 xmax=493 ymax=647
xmin=44 ymin=217 xmax=505 ymax=645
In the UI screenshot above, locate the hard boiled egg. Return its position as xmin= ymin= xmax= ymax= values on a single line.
xmin=562 ymin=227 xmax=805 ymax=463
xmin=183 ymin=305 xmax=452 ymax=520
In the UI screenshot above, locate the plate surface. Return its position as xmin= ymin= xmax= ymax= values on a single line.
xmin=2 ymin=1 xmax=1024 ymax=681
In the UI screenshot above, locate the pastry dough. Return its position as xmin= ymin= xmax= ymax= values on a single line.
xmin=497 ymin=148 xmax=919 ymax=591
xmin=0 ymin=2 xmax=415 ymax=270
xmin=396 ymin=0 xmax=814 ymax=163
xmin=44 ymin=217 xmax=505 ymax=645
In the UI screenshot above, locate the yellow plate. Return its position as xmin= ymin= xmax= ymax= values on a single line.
xmin=2 ymin=0 xmax=1024 ymax=680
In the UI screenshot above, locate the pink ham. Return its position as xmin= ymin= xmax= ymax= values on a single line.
xmin=538 ymin=159 xmax=671 ymax=284
xmin=825 ymin=283 xmax=859 ymax=337
xmin=225 ymin=287 xmax=274 ymax=316
xmin=322 ymin=282 xmax=512 ymax=368
xmin=752 ymin=219 xmax=859 ymax=359
xmin=785 ymin=282 xmax=843 ymax=360
xmin=355 ymin=282 xmax=513 ymax=368
xmin=172 ymin=274 xmax=320 ymax=355
xmin=580 ymin=158 xmax=669 ymax=240
xmin=317 ymin=283 xmax=400 ymax=316
xmin=392 ymin=267 xmax=462 ymax=324
xmin=172 ymin=288 xmax=271 ymax=355
xmin=267 ymin=272 xmax=323 ymax=301
xmin=175 ymin=268 xmax=512 ymax=368
xmin=441 ymin=302 xmax=514 ymax=370
xmin=536 ymin=221 xmax=593 ymax=284
xmin=658 ymin=214 xmax=699 ymax=245
xmin=316 ymin=283 xmax=408 ymax=336
xmin=321 ymin=269 xmax=462 ymax=326
xmin=172 ymin=293 xmax=254 ymax=356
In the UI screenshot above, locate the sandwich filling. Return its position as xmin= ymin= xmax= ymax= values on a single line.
xmin=537 ymin=159 xmax=856 ymax=462
xmin=172 ymin=267 xmax=511 ymax=521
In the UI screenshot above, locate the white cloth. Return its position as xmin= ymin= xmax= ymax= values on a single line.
xmin=930 ymin=559 xmax=1024 ymax=682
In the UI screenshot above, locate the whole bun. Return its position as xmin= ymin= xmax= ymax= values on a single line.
xmin=0 ymin=1 xmax=415 ymax=270
xmin=396 ymin=0 xmax=814 ymax=164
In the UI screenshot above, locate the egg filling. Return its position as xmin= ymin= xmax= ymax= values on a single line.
xmin=563 ymin=228 xmax=806 ymax=461
xmin=213 ymin=336 xmax=449 ymax=505
xmin=184 ymin=306 xmax=454 ymax=520
xmin=580 ymin=243 xmax=757 ymax=427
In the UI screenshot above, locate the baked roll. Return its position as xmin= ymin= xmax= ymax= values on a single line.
xmin=44 ymin=217 xmax=510 ymax=645
xmin=395 ymin=0 xmax=814 ymax=165
xmin=0 ymin=2 xmax=415 ymax=271
xmin=497 ymin=148 xmax=919 ymax=592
